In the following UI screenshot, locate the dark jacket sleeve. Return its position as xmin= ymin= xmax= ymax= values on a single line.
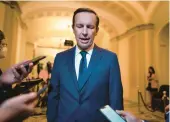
xmin=166 ymin=112 xmax=169 ymax=122
xmin=47 ymin=54 xmax=60 ymax=122
xmin=109 ymin=54 xmax=124 ymax=110
xmin=0 ymin=69 xmax=13 ymax=104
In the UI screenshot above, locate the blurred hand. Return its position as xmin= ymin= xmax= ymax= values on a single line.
xmin=0 ymin=60 xmax=33 ymax=85
xmin=165 ymin=104 xmax=170 ymax=112
xmin=116 ymin=110 xmax=142 ymax=122
xmin=0 ymin=92 xmax=37 ymax=122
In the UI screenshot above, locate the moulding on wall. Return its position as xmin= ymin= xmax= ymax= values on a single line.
xmin=111 ymin=23 xmax=154 ymax=41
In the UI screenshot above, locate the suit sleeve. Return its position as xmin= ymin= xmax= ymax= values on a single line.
xmin=47 ymin=54 xmax=60 ymax=122
xmin=166 ymin=112 xmax=169 ymax=122
xmin=109 ymin=54 xmax=124 ymax=110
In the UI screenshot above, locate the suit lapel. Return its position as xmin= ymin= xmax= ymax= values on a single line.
xmin=67 ymin=47 xmax=79 ymax=96
xmin=66 ymin=45 xmax=103 ymax=99
xmin=79 ymin=45 xmax=102 ymax=93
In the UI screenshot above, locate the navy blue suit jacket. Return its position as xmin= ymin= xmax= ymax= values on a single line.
xmin=47 ymin=45 xmax=123 ymax=122
xmin=166 ymin=112 xmax=169 ymax=122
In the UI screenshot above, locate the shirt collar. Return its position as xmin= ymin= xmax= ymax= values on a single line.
xmin=75 ymin=45 xmax=93 ymax=56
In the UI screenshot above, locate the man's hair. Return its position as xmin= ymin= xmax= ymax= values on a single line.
xmin=0 ymin=30 xmax=5 ymax=42
xmin=72 ymin=8 xmax=99 ymax=29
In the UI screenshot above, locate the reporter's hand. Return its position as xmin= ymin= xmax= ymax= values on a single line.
xmin=165 ymin=104 xmax=170 ymax=112
xmin=0 ymin=92 xmax=37 ymax=122
xmin=0 ymin=60 xmax=33 ymax=85
xmin=116 ymin=110 xmax=142 ymax=122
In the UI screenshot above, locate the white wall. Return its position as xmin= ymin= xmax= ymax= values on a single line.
xmin=0 ymin=4 xmax=19 ymax=71
xmin=118 ymin=37 xmax=130 ymax=99
xmin=151 ymin=2 xmax=169 ymax=85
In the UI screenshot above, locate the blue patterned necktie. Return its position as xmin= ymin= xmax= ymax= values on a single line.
xmin=79 ymin=51 xmax=87 ymax=75
xmin=78 ymin=51 xmax=87 ymax=89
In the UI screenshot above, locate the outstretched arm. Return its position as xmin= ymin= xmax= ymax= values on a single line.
xmin=0 ymin=60 xmax=33 ymax=85
xmin=0 ymin=92 xmax=37 ymax=122
xmin=116 ymin=110 xmax=144 ymax=122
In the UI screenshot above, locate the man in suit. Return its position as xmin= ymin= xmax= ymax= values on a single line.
xmin=47 ymin=8 xmax=123 ymax=122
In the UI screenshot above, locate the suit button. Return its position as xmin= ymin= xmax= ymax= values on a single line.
xmin=79 ymin=101 xmax=82 ymax=105
xmin=79 ymin=99 xmax=82 ymax=105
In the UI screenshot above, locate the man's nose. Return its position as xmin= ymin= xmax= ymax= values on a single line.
xmin=82 ymin=27 xmax=88 ymax=36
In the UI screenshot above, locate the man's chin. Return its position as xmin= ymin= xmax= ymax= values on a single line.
xmin=78 ymin=45 xmax=89 ymax=50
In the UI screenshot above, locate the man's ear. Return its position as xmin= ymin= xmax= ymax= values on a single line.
xmin=95 ymin=27 xmax=99 ymax=36
xmin=72 ymin=25 xmax=75 ymax=33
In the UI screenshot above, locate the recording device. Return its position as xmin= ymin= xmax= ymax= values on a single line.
xmin=100 ymin=105 xmax=126 ymax=122
xmin=16 ymin=56 xmax=46 ymax=75
xmin=64 ymin=40 xmax=74 ymax=46
xmin=37 ymin=84 xmax=48 ymax=96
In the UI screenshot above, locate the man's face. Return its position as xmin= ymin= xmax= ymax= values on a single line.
xmin=73 ymin=12 xmax=99 ymax=50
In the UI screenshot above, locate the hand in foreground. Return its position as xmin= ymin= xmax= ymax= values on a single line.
xmin=165 ymin=104 xmax=170 ymax=112
xmin=0 ymin=92 xmax=37 ymax=122
xmin=116 ymin=110 xmax=143 ymax=122
xmin=0 ymin=60 xmax=33 ymax=85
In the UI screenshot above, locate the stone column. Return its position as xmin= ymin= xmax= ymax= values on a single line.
xmin=142 ymin=28 xmax=154 ymax=102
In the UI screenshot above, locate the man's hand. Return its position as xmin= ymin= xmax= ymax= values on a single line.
xmin=116 ymin=110 xmax=143 ymax=122
xmin=0 ymin=92 xmax=37 ymax=122
xmin=0 ymin=60 xmax=33 ymax=85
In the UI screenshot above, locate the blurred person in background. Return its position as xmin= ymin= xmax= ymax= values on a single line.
xmin=146 ymin=66 xmax=159 ymax=107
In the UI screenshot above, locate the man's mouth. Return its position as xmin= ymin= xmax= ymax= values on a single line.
xmin=79 ymin=38 xmax=90 ymax=40
xmin=79 ymin=38 xmax=90 ymax=43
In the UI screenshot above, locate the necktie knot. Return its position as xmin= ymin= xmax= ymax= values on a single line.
xmin=80 ymin=51 xmax=87 ymax=58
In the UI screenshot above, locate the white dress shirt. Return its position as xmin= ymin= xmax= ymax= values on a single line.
xmin=75 ymin=46 xmax=93 ymax=80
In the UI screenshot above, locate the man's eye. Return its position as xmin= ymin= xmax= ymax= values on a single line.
xmin=87 ymin=25 xmax=95 ymax=29
xmin=76 ymin=25 xmax=83 ymax=28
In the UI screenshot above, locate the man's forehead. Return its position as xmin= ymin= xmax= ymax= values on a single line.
xmin=74 ymin=12 xmax=97 ymax=23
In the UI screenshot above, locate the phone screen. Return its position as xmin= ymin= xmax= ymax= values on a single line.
xmin=16 ymin=56 xmax=46 ymax=74
xmin=100 ymin=105 xmax=126 ymax=122
xmin=32 ymin=56 xmax=46 ymax=64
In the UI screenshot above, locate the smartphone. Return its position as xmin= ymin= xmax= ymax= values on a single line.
xmin=37 ymin=84 xmax=48 ymax=96
xmin=100 ymin=105 xmax=126 ymax=122
xmin=16 ymin=56 xmax=46 ymax=74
